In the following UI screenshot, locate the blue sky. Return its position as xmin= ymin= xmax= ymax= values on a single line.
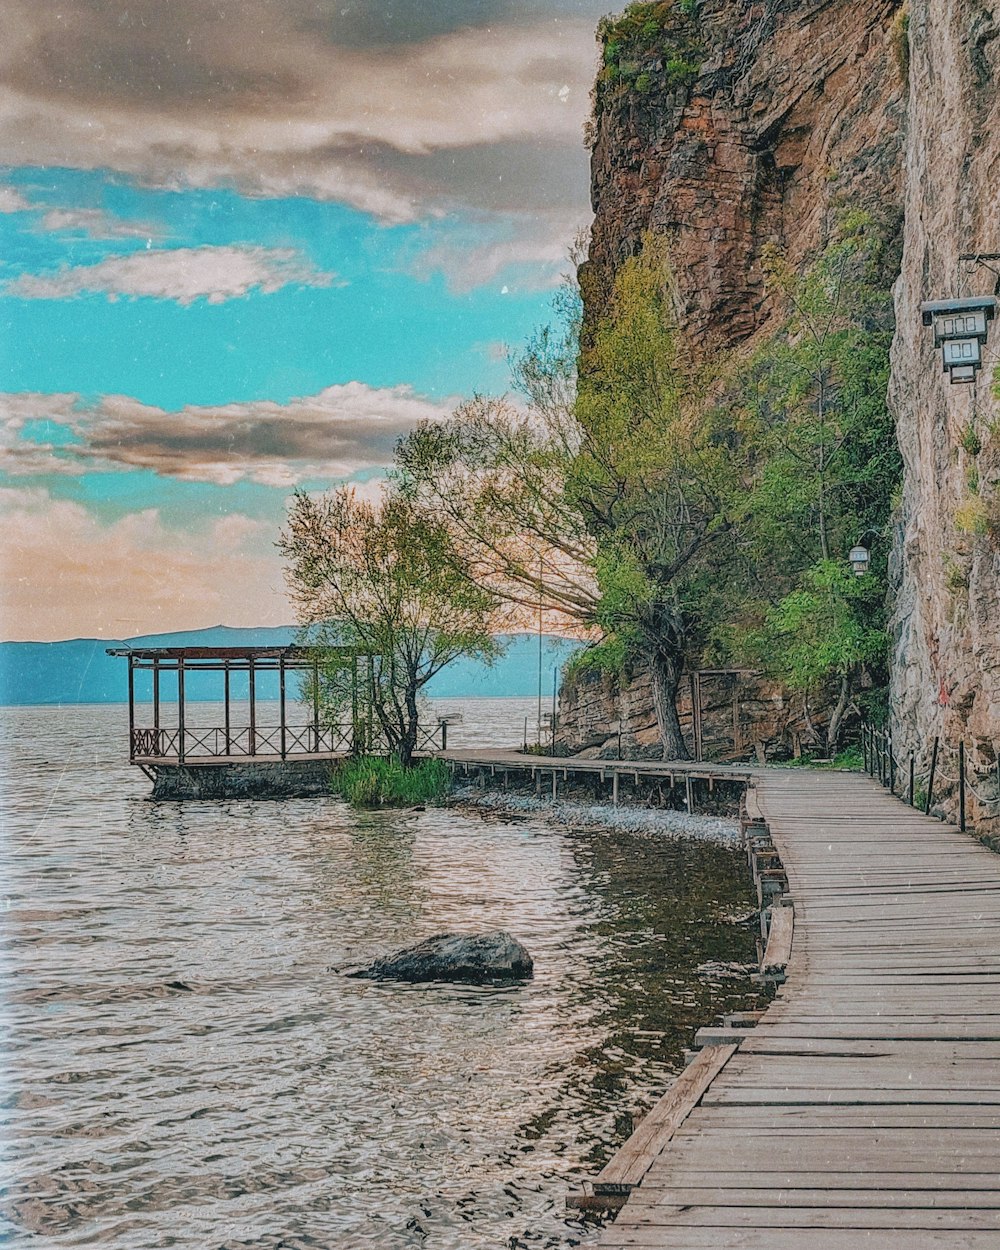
xmin=0 ymin=0 xmax=610 ymax=640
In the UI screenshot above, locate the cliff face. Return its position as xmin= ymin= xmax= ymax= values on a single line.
xmin=559 ymin=664 xmax=834 ymax=761
xmin=578 ymin=0 xmax=1000 ymax=793
xmin=889 ymin=0 xmax=1000 ymax=819
xmin=569 ymin=0 xmax=907 ymax=758
xmin=584 ymin=0 xmax=907 ymax=351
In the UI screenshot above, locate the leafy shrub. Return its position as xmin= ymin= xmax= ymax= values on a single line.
xmin=961 ymin=423 xmax=983 ymax=456
xmin=332 ymin=756 xmax=451 ymax=808
xmin=596 ymin=1 xmax=702 ymax=97
xmin=955 ymin=496 xmax=989 ymax=536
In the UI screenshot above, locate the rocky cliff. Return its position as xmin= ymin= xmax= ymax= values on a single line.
xmin=583 ymin=0 xmax=907 ymax=351
xmin=568 ymin=0 xmax=908 ymax=759
xmin=575 ymin=0 xmax=1000 ymax=801
xmin=889 ymin=0 xmax=1000 ymax=825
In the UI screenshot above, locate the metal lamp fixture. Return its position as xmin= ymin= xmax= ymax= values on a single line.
xmin=920 ymin=293 xmax=997 ymax=386
xmin=848 ymin=544 xmax=871 ymax=577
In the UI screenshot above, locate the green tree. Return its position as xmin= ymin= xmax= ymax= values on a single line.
xmin=724 ymin=215 xmax=901 ymax=749
xmin=571 ymin=237 xmax=739 ymax=758
xmin=280 ymin=487 xmax=500 ymax=766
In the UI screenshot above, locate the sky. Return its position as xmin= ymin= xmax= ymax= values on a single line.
xmin=0 ymin=0 xmax=612 ymax=641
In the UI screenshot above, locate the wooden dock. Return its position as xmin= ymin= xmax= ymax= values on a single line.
xmin=593 ymin=767 xmax=1000 ymax=1249
xmin=440 ymin=748 xmax=751 ymax=809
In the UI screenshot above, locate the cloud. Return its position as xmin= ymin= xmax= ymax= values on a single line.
xmin=2 ymin=244 xmax=336 ymax=304
xmin=0 ymin=185 xmax=30 ymax=212
xmin=0 ymin=1 xmax=603 ymax=230
xmin=0 ymin=485 xmax=289 ymax=640
xmin=1 ymin=383 xmax=451 ymax=486
xmin=39 ymin=207 xmax=160 ymax=239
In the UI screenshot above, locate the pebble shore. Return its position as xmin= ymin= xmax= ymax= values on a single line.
xmin=452 ymin=785 xmax=742 ymax=844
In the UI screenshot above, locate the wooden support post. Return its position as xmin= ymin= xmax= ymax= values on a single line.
xmin=535 ymin=769 xmax=541 ymax=797
xmin=279 ymin=654 xmax=287 ymax=760
xmin=925 ymin=736 xmax=939 ymax=815
xmin=248 ymin=655 xmax=256 ymax=757
xmin=313 ymin=659 xmax=321 ymax=752
xmin=694 ymin=671 xmax=703 ymax=762
xmin=959 ymin=739 xmax=967 ymax=832
xmin=888 ymin=730 xmax=896 ymax=794
xmin=613 ymin=770 xmax=619 ymax=808
xmin=127 ymin=653 xmax=135 ymax=759
xmin=685 ymin=774 xmax=695 ymax=812
xmin=223 ymin=663 xmax=231 ymax=755
xmin=909 ymin=752 xmax=915 ymax=807
xmin=177 ymin=658 xmax=186 ymax=765
xmin=351 ymin=653 xmax=359 ymax=751
xmin=152 ymin=656 xmax=160 ymax=742
xmin=732 ymin=679 xmax=741 ymax=755
xmin=552 ymin=768 xmax=558 ymax=800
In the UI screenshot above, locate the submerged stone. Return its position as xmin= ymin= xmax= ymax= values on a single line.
xmin=352 ymin=931 xmax=534 ymax=984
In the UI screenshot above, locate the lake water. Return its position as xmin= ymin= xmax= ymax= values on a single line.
xmin=1 ymin=700 xmax=767 ymax=1249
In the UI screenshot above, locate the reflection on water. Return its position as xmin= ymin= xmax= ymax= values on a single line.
xmin=1 ymin=702 xmax=767 ymax=1249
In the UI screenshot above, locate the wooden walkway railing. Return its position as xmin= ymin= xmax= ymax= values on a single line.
xmin=595 ymin=767 xmax=1000 ymax=1249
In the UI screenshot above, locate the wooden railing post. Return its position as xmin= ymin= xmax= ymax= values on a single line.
xmin=888 ymin=730 xmax=896 ymax=794
xmin=279 ymin=654 xmax=287 ymax=760
xmin=127 ymin=653 xmax=135 ymax=760
xmin=223 ymin=663 xmax=231 ymax=755
xmin=959 ymin=740 xmax=966 ymax=832
xmin=925 ymin=736 xmax=939 ymax=815
xmin=248 ymin=655 xmax=256 ymax=757
xmin=177 ymin=659 xmax=186 ymax=765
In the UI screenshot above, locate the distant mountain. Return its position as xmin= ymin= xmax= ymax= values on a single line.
xmin=0 ymin=625 xmax=582 ymax=705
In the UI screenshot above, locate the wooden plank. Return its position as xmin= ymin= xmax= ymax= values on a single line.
xmin=600 ymin=1228 xmax=1000 ymax=1249
xmin=593 ymin=1044 xmax=737 ymax=1194
xmin=761 ymin=902 xmax=793 ymax=974
xmin=588 ymin=764 xmax=1000 ymax=1247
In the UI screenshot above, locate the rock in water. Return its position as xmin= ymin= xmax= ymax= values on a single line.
xmin=353 ymin=931 xmax=533 ymax=984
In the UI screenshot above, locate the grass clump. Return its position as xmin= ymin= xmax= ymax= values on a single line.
xmin=781 ymin=745 xmax=864 ymax=771
xmin=596 ymin=1 xmax=702 ymax=97
xmin=332 ymin=756 xmax=451 ymax=808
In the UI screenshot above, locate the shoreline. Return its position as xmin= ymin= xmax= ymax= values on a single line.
xmin=451 ymin=783 xmax=743 ymax=844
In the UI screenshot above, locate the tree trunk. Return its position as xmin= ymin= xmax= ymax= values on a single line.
xmin=826 ymin=673 xmax=851 ymax=755
xmin=398 ymin=686 xmax=420 ymax=768
xmin=650 ymin=650 xmax=690 ymax=761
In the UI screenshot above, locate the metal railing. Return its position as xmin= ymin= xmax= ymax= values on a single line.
xmin=131 ymin=720 xmax=445 ymax=763
xmin=861 ymin=722 xmax=1000 ymax=832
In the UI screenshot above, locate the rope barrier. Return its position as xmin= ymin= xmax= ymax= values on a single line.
xmin=860 ymin=720 xmax=1000 ymax=829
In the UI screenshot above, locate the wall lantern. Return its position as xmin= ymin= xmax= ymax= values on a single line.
xmin=920 ymin=295 xmax=996 ymax=385
xmin=848 ymin=544 xmax=871 ymax=577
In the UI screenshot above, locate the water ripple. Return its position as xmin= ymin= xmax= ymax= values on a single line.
xmin=1 ymin=701 xmax=768 ymax=1248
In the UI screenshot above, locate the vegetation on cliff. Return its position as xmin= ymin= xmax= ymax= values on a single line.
xmin=720 ymin=215 xmax=902 ymax=747
xmin=595 ymin=1 xmax=703 ymax=100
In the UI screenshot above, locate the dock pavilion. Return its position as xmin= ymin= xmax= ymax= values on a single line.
xmin=106 ymin=642 xmax=445 ymax=797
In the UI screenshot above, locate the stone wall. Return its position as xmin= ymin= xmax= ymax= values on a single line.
xmin=557 ymin=663 xmax=833 ymax=762
xmin=889 ymin=0 xmax=1000 ymax=827
xmin=149 ymin=760 xmax=335 ymax=800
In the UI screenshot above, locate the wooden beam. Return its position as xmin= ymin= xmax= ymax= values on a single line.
xmin=592 ymin=1044 xmax=739 ymax=1196
xmin=248 ymin=654 xmax=256 ymax=756
xmin=177 ymin=658 xmax=186 ymax=765
xmin=761 ymin=900 xmax=794 ymax=978
xmin=223 ymin=662 xmax=231 ymax=755
xmin=127 ymin=652 xmax=135 ymax=758
xmin=279 ymin=654 xmax=287 ymax=759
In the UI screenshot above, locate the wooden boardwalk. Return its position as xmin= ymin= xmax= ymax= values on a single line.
xmin=598 ymin=767 xmax=1000 ymax=1249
